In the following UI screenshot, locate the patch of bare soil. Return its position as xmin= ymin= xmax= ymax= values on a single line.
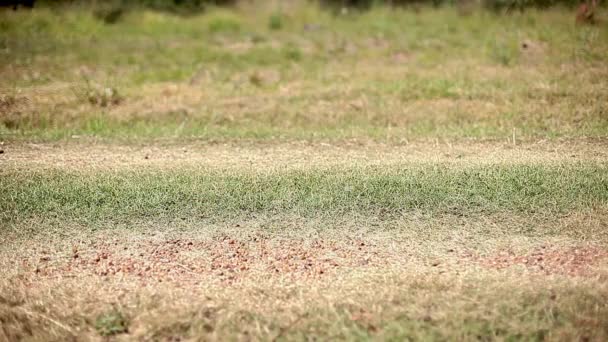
xmin=19 ymin=236 xmax=385 ymax=285
xmin=471 ymin=245 xmax=608 ymax=277
xmin=15 ymin=236 xmax=608 ymax=289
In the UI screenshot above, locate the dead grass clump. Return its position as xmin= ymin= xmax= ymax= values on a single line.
xmin=72 ymin=78 xmax=123 ymax=108
xmin=79 ymin=86 xmax=123 ymax=107
xmin=0 ymin=94 xmax=19 ymax=112
xmin=575 ymin=0 xmax=598 ymax=25
xmin=87 ymin=87 xmax=122 ymax=107
xmin=0 ymin=290 xmax=78 ymax=341
xmin=0 ymin=94 xmax=28 ymax=129
xmin=0 ymin=305 xmax=36 ymax=342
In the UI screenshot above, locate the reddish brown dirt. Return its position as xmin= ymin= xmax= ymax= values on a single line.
xmin=12 ymin=238 xmax=608 ymax=287
xmin=19 ymin=237 xmax=384 ymax=285
xmin=472 ymin=245 xmax=608 ymax=277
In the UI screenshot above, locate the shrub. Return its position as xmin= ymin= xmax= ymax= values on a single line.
xmin=268 ymin=12 xmax=283 ymax=30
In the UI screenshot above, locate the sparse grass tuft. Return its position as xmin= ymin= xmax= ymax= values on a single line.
xmin=487 ymin=37 xmax=520 ymax=66
xmin=206 ymin=10 xmax=242 ymax=33
xmin=94 ymin=308 xmax=129 ymax=336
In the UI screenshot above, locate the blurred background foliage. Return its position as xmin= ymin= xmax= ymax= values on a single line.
xmin=3 ymin=0 xmax=597 ymax=15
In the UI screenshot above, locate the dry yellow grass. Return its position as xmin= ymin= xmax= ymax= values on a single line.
xmin=2 ymin=139 xmax=607 ymax=171
xmin=2 ymin=206 xmax=608 ymax=338
xmin=2 ymin=205 xmax=608 ymax=340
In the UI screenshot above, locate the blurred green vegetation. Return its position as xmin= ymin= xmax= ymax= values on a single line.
xmin=318 ymin=0 xmax=586 ymax=10
xmin=1 ymin=1 xmax=606 ymax=142
xmin=6 ymin=0 xmax=597 ymax=14
xmin=35 ymin=0 xmax=237 ymax=14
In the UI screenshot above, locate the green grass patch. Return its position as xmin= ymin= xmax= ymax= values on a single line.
xmin=2 ymin=163 xmax=606 ymax=226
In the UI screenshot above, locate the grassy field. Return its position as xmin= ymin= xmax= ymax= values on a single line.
xmin=1 ymin=2 xmax=607 ymax=141
xmin=1 ymin=1 xmax=608 ymax=341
